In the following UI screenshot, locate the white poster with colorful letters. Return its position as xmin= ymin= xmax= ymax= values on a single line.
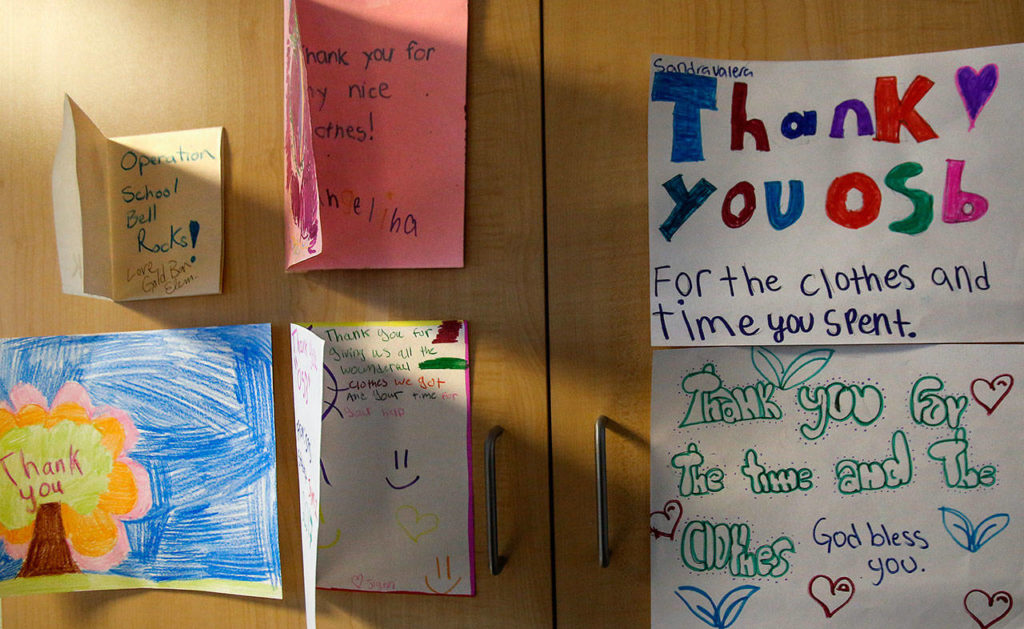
xmin=651 ymin=344 xmax=1022 ymax=628
xmin=648 ymin=44 xmax=1024 ymax=346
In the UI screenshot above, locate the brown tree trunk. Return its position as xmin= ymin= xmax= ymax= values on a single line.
xmin=18 ymin=502 xmax=80 ymax=577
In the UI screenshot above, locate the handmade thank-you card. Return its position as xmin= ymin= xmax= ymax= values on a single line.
xmin=651 ymin=344 xmax=1022 ymax=628
xmin=0 ymin=325 xmax=280 ymax=598
xmin=52 ymin=96 xmax=224 ymax=300
xmin=294 ymin=321 xmax=474 ymax=599
xmin=649 ymin=44 xmax=1024 ymax=345
xmin=284 ymin=0 xmax=468 ymax=269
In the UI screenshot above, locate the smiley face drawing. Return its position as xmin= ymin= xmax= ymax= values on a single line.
xmin=386 ymin=449 xmax=421 ymax=490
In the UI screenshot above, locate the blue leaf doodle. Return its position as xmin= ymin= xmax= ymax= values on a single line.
xmin=675 ymin=585 xmax=760 ymax=628
xmin=940 ymin=506 xmax=1009 ymax=553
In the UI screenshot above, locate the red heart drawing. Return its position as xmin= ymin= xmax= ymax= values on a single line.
xmin=964 ymin=589 xmax=1013 ymax=628
xmin=351 ymin=574 xmax=364 ymax=589
xmin=808 ymin=574 xmax=855 ymax=618
xmin=971 ymin=374 xmax=1014 ymax=415
xmin=649 ymin=499 xmax=683 ymax=540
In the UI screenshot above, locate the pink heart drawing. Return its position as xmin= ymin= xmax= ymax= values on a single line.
xmin=649 ymin=499 xmax=683 ymax=540
xmin=808 ymin=574 xmax=855 ymax=618
xmin=956 ymin=64 xmax=999 ymax=130
xmin=971 ymin=374 xmax=1014 ymax=415
xmin=964 ymin=589 xmax=1013 ymax=628
xmin=351 ymin=574 xmax=364 ymax=589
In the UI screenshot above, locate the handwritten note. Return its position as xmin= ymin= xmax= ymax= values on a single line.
xmin=290 ymin=325 xmax=324 ymax=629
xmin=285 ymin=0 xmax=468 ymax=270
xmin=0 ymin=325 xmax=279 ymax=598
xmin=310 ymin=321 xmax=473 ymax=595
xmin=52 ymin=96 xmax=224 ymax=301
xmin=651 ymin=344 xmax=1022 ymax=628
xmin=648 ymin=44 xmax=1024 ymax=345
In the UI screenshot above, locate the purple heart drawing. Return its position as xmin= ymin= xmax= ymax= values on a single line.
xmin=956 ymin=64 xmax=999 ymax=130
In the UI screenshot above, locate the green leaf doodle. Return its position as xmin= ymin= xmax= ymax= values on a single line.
xmin=751 ymin=347 xmax=833 ymax=390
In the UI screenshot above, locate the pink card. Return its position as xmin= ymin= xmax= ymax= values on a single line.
xmin=284 ymin=0 xmax=468 ymax=270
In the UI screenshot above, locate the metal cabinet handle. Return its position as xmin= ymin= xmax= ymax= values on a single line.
xmin=485 ymin=425 xmax=507 ymax=575
xmin=595 ymin=415 xmax=610 ymax=567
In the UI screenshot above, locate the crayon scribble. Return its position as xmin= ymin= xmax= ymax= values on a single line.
xmin=432 ymin=321 xmax=462 ymax=344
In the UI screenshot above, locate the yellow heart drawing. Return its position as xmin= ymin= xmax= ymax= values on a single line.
xmin=396 ymin=505 xmax=439 ymax=542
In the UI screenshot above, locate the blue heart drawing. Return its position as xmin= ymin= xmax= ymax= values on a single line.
xmin=956 ymin=64 xmax=999 ymax=130
xmin=940 ymin=506 xmax=1009 ymax=553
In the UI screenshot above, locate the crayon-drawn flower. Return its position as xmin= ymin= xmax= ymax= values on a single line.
xmin=0 ymin=383 xmax=151 ymax=576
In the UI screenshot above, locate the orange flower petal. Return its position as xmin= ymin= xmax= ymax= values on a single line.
xmin=0 ymin=519 xmax=34 ymax=546
xmin=90 ymin=416 xmax=127 ymax=457
xmin=98 ymin=462 xmax=139 ymax=516
xmin=0 ymin=409 xmax=16 ymax=436
xmin=61 ymin=504 xmax=118 ymax=557
xmin=14 ymin=405 xmax=48 ymax=428
xmin=49 ymin=402 xmax=92 ymax=428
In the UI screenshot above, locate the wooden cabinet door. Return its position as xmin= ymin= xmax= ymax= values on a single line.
xmin=543 ymin=2 xmax=1024 ymax=627
xmin=0 ymin=1 xmax=550 ymax=627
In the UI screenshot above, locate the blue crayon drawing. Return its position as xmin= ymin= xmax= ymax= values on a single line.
xmin=0 ymin=325 xmax=280 ymax=598
xmin=940 ymin=506 xmax=1009 ymax=553
xmin=674 ymin=584 xmax=760 ymax=628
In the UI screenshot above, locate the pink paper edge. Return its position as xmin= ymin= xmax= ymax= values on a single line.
xmin=284 ymin=0 xmax=323 ymax=269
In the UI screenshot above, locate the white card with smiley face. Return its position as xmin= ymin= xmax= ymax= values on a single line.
xmin=308 ymin=321 xmax=473 ymax=596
